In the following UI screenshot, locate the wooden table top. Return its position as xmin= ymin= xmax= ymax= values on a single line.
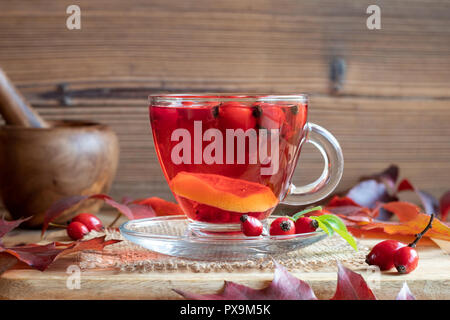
xmin=0 ymin=212 xmax=449 ymax=300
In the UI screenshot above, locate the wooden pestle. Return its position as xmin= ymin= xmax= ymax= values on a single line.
xmin=0 ymin=68 xmax=49 ymax=128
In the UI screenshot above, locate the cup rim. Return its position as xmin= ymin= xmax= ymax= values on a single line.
xmin=149 ymin=93 xmax=308 ymax=104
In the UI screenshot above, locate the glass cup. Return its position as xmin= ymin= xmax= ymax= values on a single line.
xmin=149 ymin=94 xmax=343 ymax=235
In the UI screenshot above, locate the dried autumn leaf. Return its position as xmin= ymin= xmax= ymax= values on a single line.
xmin=174 ymin=262 xmax=317 ymax=300
xmin=327 ymin=205 xmax=373 ymax=217
xmin=396 ymin=282 xmax=416 ymax=300
xmin=133 ymin=197 xmax=183 ymax=216
xmin=341 ymin=200 xmax=450 ymax=241
xmin=337 ymin=215 xmax=373 ymax=225
xmin=382 ymin=202 xmax=422 ymax=222
xmin=0 ymin=242 xmax=68 ymax=271
xmin=346 ymin=227 xmax=437 ymax=246
xmin=347 ymin=179 xmax=397 ymax=209
xmin=397 ymin=179 xmax=439 ymax=215
xmin=327 ymin=196 xmax=361 ymax=208
xmin=331 ymin=262 xmax=376 ymax=300
xmin=362 ymin=164 xmax=399 ymax=192
xmin=0 ymin=217 xmax=31 ymax=239
xmin=440 ymin=191 xmax=450 ymax=221
xmin=122 ymin=204 xmax=156 ymax=220
xmin=361 ymin=213 xmax=450 ymax=241
xmin=347 ymin=165 xmax=400 ymax=210
xmin=0 ymin=236 xmax=120 ymax=271
xmin=57 ymin=236 xmax=121 ymax=257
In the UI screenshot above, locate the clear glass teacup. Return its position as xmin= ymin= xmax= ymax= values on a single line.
xmin=149 ymin=94 xmax=343 ymax=235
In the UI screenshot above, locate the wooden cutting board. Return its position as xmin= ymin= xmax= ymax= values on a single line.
xmin=1 ymin=226 xmax=449 ymax=300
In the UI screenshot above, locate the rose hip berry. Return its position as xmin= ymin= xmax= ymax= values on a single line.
xmin=72 ymin=213 xmax=103 ymax=231
xmin=240 ymin=215 xmax=263 ymax=236
xmin=394 ymin=246 xmax=419 ymax=274
xmin=365 ymin=240 xmax=405 ymax=271
xmin=270 ymin=217 xmax=295 ymax=236
xmin=294 ymin=217 xmax=319 ymax=234
xmin=366 ymin=214 xmax=434 ymax=274
xmin=259 ymin=104 xmax=286 ymax=130
xmin=67 ymin=221 xmax=89 ymax=240
xmin=393 ymin=214 xmax=434 ymax=274
xmin=218 ymin=102 xmax=256 ymax=131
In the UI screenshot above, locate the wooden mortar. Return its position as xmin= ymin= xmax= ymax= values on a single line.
xmin=0 ymin=68 xmax=119 ymax=227
xmin=0 ymin=120 xmax=119 ymax=227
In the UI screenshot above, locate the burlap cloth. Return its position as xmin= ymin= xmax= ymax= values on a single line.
xmin=79 ymin=228 xmax=370 ymax=273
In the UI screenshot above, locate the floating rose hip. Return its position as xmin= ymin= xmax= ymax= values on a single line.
xmin=270 ymin=217 xmax=295 ymax=236
xmin=240 ymin=215 xmax=263 ymax=236
xmin=218 ymin=102 xmax=257 ymax=131
xmin=67 ymin=221 xmax=89 ymax=240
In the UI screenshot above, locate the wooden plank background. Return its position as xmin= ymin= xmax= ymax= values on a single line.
xmin=0 ymin=0 xmax=449 ymax=203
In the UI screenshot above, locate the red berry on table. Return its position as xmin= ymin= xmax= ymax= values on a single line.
xmin=240 ymin=215 xmax=263 ymax=236
xmin=270 ymin=217 xmax=296 ymax=236
xmin=392 ymin=213 xmax=433 ymax=274
xmin=294 ymin=217 xmax=319 ymax=234
xmin=365 ymin=240 xmax=405 ymax=271
xmin=67 ymin=221 xmax=89 ymax=240
xmin=72 ymin=213 xmax=103 ymax=231
xmin=394 ymin=246 xmax=419 ymax=274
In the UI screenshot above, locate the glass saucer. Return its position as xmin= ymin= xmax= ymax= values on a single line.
xmin=119 ymin=215 xmax=327 ymax=261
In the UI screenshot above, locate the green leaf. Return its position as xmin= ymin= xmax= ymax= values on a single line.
xmin=312 ymin=214 xmax=358 ymax=251
xmin=291 ymin=206 xmax=323 ymax=221
xmin=311 ymin=217 xmax=333 ymax=236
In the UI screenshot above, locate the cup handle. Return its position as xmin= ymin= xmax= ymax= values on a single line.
xmin=282 ymin=123 xmax=344 ymax=205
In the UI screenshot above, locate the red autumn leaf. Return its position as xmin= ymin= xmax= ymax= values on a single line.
xmin=133 ymin=197 xmax=183 ymax=216
xmin=338 ymin=215 xmax=373 ymax=225
xmin=397 ymin=179 xmax=439 ymax=215
xmin=56 ymin=236 xmax=121 ymax=257
xmin=326 ymin=205 xmax=372 ymax=217
xmin=0 ymin=236 xmax=120 ymax=271
xmin=397 ymin=179 xmax=414 ymax=192
xmin=396 ymin=282 xmax=416 ymax=300
xmin=361 ymin=213 xmax=450 ymax=241
xmin=0 ymin=243 xmax=62 ymax=271
xmin=41 ymin=194 xmax=156 ymax=236
xmin=345 ymin=227 xmax=438 ymax=245
xmin=362 ymin=164 xmax=399 ymax=192
xmin=328 ymin=196 xmax=361 ymax=208
xmin=382 ymin=202 xmax=421 ymax=222
xmin=0 ymin=217 xmax=31 ymax=239
xmin=440 ymin=191 xmax=450 ymax=221
xmin=347 ymin=179 xmax=397 ymax=210
xmin=331 ymin=262 xmax=376 ymax=300
xmin=174 ymin=262 xmax=317 ymax=300
xmin=123 ymin=204 xmax=156 ymax=220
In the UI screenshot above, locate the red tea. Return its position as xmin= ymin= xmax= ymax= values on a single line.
xmin=149 ymin=100 xmax=307 ymax=224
